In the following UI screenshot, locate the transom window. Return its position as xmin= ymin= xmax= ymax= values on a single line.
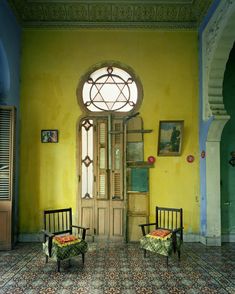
xmin=82 ymin=66 xmax=138 ymax=112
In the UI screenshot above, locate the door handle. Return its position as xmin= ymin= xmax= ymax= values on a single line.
xmin=224 ymin=202 xmax=231 ymax=206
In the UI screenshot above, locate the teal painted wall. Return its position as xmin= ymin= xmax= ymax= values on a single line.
xmin=221 ymin=42 xmax=235 ymax=235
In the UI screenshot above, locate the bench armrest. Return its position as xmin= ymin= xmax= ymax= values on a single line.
xmin=72 ymin=225 xmax=90 ymax=240
xmin=139 ymin=223 xmax=157 ymax=227
xmin=139 ymin=223 xmax=157 ymax=236
xmin=41 ymin=229 xmax=54 ymax=238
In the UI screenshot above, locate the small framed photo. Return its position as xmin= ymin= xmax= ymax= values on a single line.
xmin=41 ymin=129 xmax=58 ymax=143
xmin=158 ymin=120 xmax=183 ymax=156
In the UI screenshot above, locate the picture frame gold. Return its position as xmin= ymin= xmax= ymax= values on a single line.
xmin=158 ymin=120 xmax=183 ymax=156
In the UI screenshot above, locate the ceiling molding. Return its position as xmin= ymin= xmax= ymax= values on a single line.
xmin=8 ymin=0 xmax=213 ymax=29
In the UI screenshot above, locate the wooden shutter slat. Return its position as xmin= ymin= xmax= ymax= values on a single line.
xmin=0 ymin=106 xmax=15 ymax=200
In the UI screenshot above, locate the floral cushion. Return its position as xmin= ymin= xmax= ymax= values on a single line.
xmin=43 ymin=235 xmax=88 ymax=261
xmin=149 ymin=229 xmax=171 ymax=239
xmin=54 ymin=235 xmax=79 ymax=246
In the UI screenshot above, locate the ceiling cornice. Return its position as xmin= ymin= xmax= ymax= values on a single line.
xmin=7 ymin=0 xmax=214 ymax=29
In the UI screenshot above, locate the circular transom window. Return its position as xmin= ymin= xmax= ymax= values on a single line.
xmin=81 ymin=66 xmax=140 ymax=113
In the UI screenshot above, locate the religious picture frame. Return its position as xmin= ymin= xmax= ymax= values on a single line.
xmin=157 ymin=120 xmax=184 ymax=156
xmin=41 ymin=129 xmax=58 ymax=143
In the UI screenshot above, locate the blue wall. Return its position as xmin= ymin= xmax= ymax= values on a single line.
xmin=0 ymin=0 xmax=21 ymax=105
xmin=0 ymin=0 xmax=21 ymax=242
xmin=198 ymin=0 xmax=221 ymax=236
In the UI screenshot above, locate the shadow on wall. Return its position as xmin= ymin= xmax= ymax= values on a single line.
xmin=0 ymin=40 xmax=10 ymax=102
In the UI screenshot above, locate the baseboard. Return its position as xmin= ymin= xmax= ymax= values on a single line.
xmin=18 ymin=233 xmax=235 ymax=244
xmin=183 ymin=233 xmax=200 ymax=242
xmin=222 ymin=234 xmax=235 ymax=242
xmin=200 ymin=235 xmax=221 ymax=246
xmin=200 ymin=235 xmax=207 ymax=245
xmin=18 ymin=233 xmax=42 ymax=242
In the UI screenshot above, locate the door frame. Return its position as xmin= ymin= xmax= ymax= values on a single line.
xmin=77 ymin=115 xmax=127 ymax=242
xmin=201 ymin=0 xmax=235 ymax=245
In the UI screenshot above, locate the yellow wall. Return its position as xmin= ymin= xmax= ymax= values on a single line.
xmin=19 ymin=29 xmax=199 ymax=234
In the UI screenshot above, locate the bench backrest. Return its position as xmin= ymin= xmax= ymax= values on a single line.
xmin=156 ymin=206 xmax=183 ymax=240
xmin=44 ymin=208 xmax=72 ymax=235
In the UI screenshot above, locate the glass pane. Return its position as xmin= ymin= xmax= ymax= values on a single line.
xmin=82 ymin=66 xmax=138 ymax=112
xmin=81 ymin=119 xmax=94 ymax=198
xmin=81 ymin=164 xmax=94 ymax=198
xmin=81 ymin=128 xmax=87 ymax=159
xmin=114 ymin=146 xmax=120 ymax=170
xmin=87 ymin=127 xmax=93 ymax=160
xmin=100 ymin=148 xmax=106 ymax=169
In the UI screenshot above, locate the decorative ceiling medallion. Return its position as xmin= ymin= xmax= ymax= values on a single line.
xmin=8 ymin=0 xmax=213 ymax=29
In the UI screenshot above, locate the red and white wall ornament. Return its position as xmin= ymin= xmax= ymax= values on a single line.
xmin=147 ymin=156 xmax=156 ymax=164
xmin=201 ymin=150 xmax=206 ymax=158
xmin=186 ymin=155 xmax=195 ymax=163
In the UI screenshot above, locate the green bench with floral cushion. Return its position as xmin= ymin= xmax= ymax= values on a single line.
xmin=42 ymin=208 xmax=89 ymax=272
xmin=139 ymin=206 xmax=183 ymax=266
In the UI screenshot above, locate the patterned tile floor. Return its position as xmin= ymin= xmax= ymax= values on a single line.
xmin=0 ymin=242 xmax=234 ymax=294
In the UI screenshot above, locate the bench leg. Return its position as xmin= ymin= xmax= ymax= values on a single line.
xmin=57 ymin=260 xmax=61 ymax=272
xmin=178 ymin=249 xmax=181 ymax=263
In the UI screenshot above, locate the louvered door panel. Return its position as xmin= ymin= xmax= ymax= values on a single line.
xmin=109 ymin=119 xmax=124 ymax=240
xmin=97 ymin=121 xmax=108 ymax=199
xmin=0 ymin=106 xmax=15 ymax=250
xmin=111 ymin=120 xmax=123 ymax=200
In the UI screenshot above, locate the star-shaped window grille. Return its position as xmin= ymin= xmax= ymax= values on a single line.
xmin=82 ymin=66 xmax=138 ymax=112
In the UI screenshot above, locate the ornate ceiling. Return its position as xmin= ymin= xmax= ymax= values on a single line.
xmin=8 ymin=0 xmax=214 ymax=29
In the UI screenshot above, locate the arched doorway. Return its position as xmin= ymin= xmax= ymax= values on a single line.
xmin=202 ymin=1 xmax=235 ymax=245
xmin=220 ymin=42 xmax=235 ymax=242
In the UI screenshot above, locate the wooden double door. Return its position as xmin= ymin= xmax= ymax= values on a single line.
xmin=78 ymin=116 xmax=126 ymax=241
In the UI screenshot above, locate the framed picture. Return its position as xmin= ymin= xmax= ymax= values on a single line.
xmin=41 ymin=129 xmax=58 ymax=143
xmin=158 ymin=120 xmax=183 ymax=156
